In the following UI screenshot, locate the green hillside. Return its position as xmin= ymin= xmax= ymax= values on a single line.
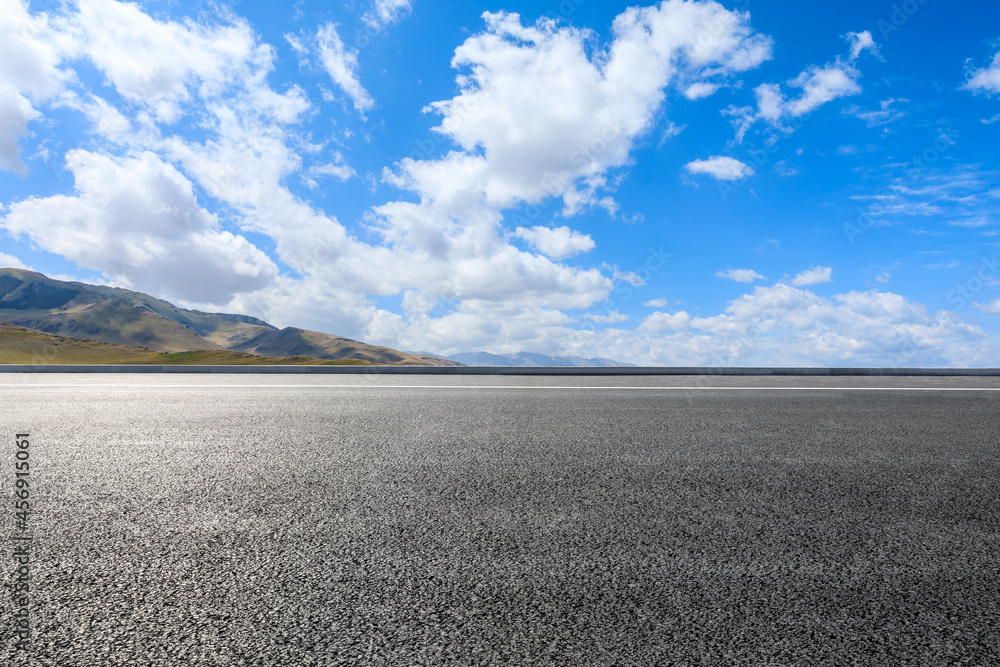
xmin=72 ymin=280 xmax=276 ymax=348
xmin=0 ymin=322 xmax=371 ymax=365
xmin=0 ymin=269 xmax=222 ymax=352
xmin=0 ymin=268 xmax=458 ymax=366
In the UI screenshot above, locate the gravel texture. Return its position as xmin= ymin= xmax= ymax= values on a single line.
xmin=2 ymin=375 xmax=999 ymax=665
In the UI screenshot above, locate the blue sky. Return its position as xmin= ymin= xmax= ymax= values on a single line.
xmin=2 ymin=0 xmax=1000 ymax=366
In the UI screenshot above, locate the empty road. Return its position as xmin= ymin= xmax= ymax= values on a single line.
xmin=3 ymin=374 xmax=999 ymax=665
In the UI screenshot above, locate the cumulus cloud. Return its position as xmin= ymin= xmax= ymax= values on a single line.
xmin=403 ymin=3 xmax=771 ymax=214
xmin=964 ymin=50 xmax=1000 ymax=95
xmin=784 ymin=65 xmax=862 ymax=116
xmin=717 ymin=268 xmax=765 ymax=283
xmin=0 ymin=151 xmax=277 ymax=303
xmin=314 ymin=23 xmax=374 ymax=114
xmin=0 ymin=85 xmax=39 ymax=174
xmin=352 ymin=2 xmax=773 ymax=345
xmin=628 ymin=283 xmax=987 ymax=367
xmin=513 ymin=226 xmax=595 ymax=260
xmin=0 ymin=0 xmax=70 ymax=173
xmin=360 ymin=280 xmax=993 ymax=367
xmin=19 ymin=1 xmax=976 ymax=369
xmin=63 ymin=0 xmax=278 ymax=124
xmin=686 ymin=156 xmax=754 ymax=181
xmin=790 ymin=266 xmax=833 ymax=286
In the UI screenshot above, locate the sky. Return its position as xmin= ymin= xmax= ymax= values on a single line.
xmin=1 ymin=0 xmax=1000 ymax=367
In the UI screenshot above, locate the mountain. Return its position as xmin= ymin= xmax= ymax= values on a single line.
xmin=447 ymin=351 xmax=635 ymax=367
xmin=0 ymin=269 xmax=226 ymax=351
xmin=0 ymin=268 xmax=458 ymax=366
xmin=231 ymin=326 xmax=459 ymax=366
xmin=0 ymin=322 xmax=375 ymax=365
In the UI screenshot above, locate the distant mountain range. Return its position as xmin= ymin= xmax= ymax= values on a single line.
xmin=0 ymin=268 xmax=458 ymax=366
xmin=445 ymin=351 xmax=634 ymax=367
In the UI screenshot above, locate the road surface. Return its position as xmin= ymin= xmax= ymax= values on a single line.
xmin=3 ymin=374 xmax=999 ymax=665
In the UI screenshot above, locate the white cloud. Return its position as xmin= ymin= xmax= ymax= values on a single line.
xmin=363 ymin=0 xmax=412 ymax=30
xmin=626 ymin=284 xmax=988 ymax=367
xmin=383 ymin=282 xmax=993 ymax=367
xmin=790 ymin=266 xmax=833 ymax=286
xmin=876 ymin=272 xmax=891 ymax=284
xmin=0 ymin=1 xmax=613 ymax=350
xmin=965 ymin=51 xmax=1000 ymax=95
xmin=0 ymin=1 xmax=67 ymax=101
xmin=407 ymin=4 xmax=771 ymax=214
xmin=6 ymin=0 xmax=985 ymax=370
xmin=79 ymin=94 xmax=133 ymax=142
xmin=717 ymin=268 xmax=764 ymax=283
xmin=639 ymin=311 xmax=692 ymax=332
xmin=513 ymin=226 xmax=595 ymax=260
xmin=0 ymin=251 xmax=29 ymax=269
xmin=856 ymin=163 xmax=999 ymax=231
xmin=785 ymin=64 xmax=862 ymax=116
xmin=0 ymin=84 xmax=39 ymax=174
xmin=975 ymin=299 xmax=1000 ymax=315
xmin=683 ymin=82 xmax=719 ymax=100
xmin=340 ymin=2 xmax=772 ymax=346
xmin=686 ymin=156 xmax=754 ymax=181
xmin=0 ymin=0 xmax=71 ymax=173
xmin=0 ymin=150 xmax=278 ymax=303
xmin=314 ymin=23 xmax=374 ymax=114
xmin=846 ymin=30 xmax=879 ymax=62
xmin=728 ymin=31 xmax=874 ymax=141
xmin=612 ymin=268 xmax=646 ymax=287
xmin=850 ymin=97 xmax=906 ymax=128
xmin=584 ymin=311 xmax=629 ymax=324
xmin=772 ymin=160 xmax=798 ymax=177
xmin=65 ymin=0 xmax=273 ymax=124
xmin=284 ymin=33 xmax=306 ymax=56
xmin=306 ymin=158 xmax=356 ymax=185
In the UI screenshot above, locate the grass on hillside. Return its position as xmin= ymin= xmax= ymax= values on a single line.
xmin=0 ymin=323 xmax=373 ymax=365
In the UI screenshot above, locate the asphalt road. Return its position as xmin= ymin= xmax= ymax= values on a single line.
xmin=3 ymin=375 xmax=999 ymax=665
